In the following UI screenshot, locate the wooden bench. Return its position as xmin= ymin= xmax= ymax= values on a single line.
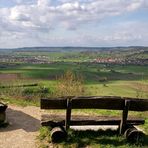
xmin=0 ymin=102 xmax=7 ymax=126
xmin=40 ymin=96 xmax=148 ymax=142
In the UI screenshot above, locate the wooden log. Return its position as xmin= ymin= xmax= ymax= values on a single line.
xmin=71 ymin=97 xmax=148 ymax=111
xmin=51 ymin=126 xmax=67 ymax=143
xmin=119 ymin=100 xmax=130 ymax=135
xmin=41 ymin=97 xmax=148 ymax=111
xmin=41 ymin=97 xmax=67 ymax=109
xmin=124 ymin=126 xmax=144 ymax=143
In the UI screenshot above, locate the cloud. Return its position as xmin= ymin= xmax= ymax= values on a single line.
xmin=126 ymin=0 xmax=143 ymax=11
xmin=1 ymin=0 xmax=146 ymax=30
xmin=37 ymin=0 xmax=51 ymax=7
xmin=10 ymin=6 xmax=30 ymax=21
xmin=0 ymin=0 xmax=148 ymax=47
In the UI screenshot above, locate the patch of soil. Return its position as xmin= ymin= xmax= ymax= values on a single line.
xmin=0 ymin=73 xmax=21 ymax=80
xmin=129 ymin=82 xmax=148 ymax=93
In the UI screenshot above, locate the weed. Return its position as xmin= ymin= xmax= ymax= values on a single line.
xmin=55 ymin=70 xmax=85 ymax=97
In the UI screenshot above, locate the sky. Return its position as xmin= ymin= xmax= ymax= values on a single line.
xmin=0 ymin=0 xmax=148 ymax=48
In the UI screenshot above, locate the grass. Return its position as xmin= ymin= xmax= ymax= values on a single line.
xmin=86 ymin=80 xmax=148 ymax=98
xmin=38 ymin=127 xmax=148 ymax=148
xmin=0 ymin=62 xmax=147 ymax=147
xmin=0 ymin=63 xmax=147 ymax=98
xmin=0 ymin=96 xmax=39 ymax=107
xmin=0 ymin=63 xmax=147 ymax=80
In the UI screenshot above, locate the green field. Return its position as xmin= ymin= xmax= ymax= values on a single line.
xmin=0 ymin=54 xmax=148 ymax=147
xmin=0 ymin=63 xmax=147 ymax=98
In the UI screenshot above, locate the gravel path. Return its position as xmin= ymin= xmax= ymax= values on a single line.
xmin=0 ymin=105 xmax=41 ymax=148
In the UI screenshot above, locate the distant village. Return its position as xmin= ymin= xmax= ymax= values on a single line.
xmin=0 ymin=54 xmax=147 ymax=65
xmin=0 ymin=55 xmax=51 ymax=64
xmin=93 ymin=57 xmax=148 ymax=65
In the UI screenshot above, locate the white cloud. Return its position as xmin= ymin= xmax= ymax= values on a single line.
xmin=1 ymin=0 xmax=146 ymax=30
xmin=127 ymin=0 xmax=143 ymax=11
xmin=10 ymin=6 xmax=30 ymax=21
xmin=0 ymin=0 xmax=148 ymax=47
xmin=37 ymin=0 xmax=51 ymax=7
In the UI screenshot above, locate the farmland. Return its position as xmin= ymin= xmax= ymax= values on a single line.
xmin=0 ymin=62 xmax=148 ymax=98
xmin=0 ymin=47 xmax=148 ymax=111
xmin=0 ymin=46 xmax=148 ymax=147
xmin=0 ymin=47 xmax=148 ymax=97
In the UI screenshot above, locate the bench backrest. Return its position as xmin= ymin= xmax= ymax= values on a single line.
xmin=41 ymin=96 xmax=148 ymax=111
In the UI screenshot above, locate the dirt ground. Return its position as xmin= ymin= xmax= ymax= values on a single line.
xmin=0 ymin=74 xmax=20 ymax=80
xmin=0 ymin=105 xmax=41 ymax=148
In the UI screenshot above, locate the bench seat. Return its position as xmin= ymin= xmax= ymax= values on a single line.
xmin=41 ymin=114 xmax=145 ymax=127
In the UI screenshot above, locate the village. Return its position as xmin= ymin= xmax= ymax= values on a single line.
xmin=0 ymin=54 xmax=147 ymax=65
xmin=0 ymin=55 xmax=51 ymax=64
xmin=93 ymin=57 xmax=148 ymax=65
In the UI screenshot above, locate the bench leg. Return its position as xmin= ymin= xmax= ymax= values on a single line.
xmin=119 ymin=100 xmax=130 ymax=135
xmin=65 ymin=98 xmax=72 ymax=131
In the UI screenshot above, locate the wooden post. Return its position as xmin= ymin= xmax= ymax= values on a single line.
xmin=65 ymin=98 xmax=72 ymax=131
xmin=124 ymin=126 xmax=144 ymax=143
xmin=119 ymin=100 xmax=130 ymax=135
xmin=51 ymin=126 xmax=67 ymax=143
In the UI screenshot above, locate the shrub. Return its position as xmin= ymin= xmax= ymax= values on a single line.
xmin=55 ymin=70 xmax=85 ymax=97
xmin=99 ymin=77 xmax=107 ymax=82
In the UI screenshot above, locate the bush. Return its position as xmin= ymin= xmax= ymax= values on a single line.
xmin=55 ymin=70 xmax=85 ymax=97
xmin=99 ymin=77 xmax=107 ymax=82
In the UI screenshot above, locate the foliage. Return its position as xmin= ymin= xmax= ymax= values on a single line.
xmin=55 ymin=70 xmax=85 ymax=97
xmin=38 ymin=127 xmax=51 ymax=141
xmin=0 ymin=81 xmax=54 ymax=103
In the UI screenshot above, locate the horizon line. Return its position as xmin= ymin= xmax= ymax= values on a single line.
xmin=0 ymin=45 xmax=147 ymax=49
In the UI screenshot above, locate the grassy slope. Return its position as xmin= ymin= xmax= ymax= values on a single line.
xmin=0 ymin=63 xmax=147 ymax=97
xmin=0 ymin=63 xmax=148 ymax=147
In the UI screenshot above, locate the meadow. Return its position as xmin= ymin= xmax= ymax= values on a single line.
xmin=0 ymin=48 xmax=148 ymax=147
xmin=0 ymin=62 xmax=147 ymax=98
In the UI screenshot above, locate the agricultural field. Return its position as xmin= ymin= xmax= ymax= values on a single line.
xmin=0 ymin=62 xmax=147 ymax=100
xmin=0 ymin=47 xmax=148 ymax=147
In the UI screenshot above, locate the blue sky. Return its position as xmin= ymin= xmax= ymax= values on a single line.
xmin=0 ymin=0 xmax=148 ymax=48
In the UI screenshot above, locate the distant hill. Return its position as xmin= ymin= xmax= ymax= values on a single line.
xmin=0 ymin=46 xmax=148 ymax=52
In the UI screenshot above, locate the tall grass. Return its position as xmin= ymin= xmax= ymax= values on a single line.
xmin=55 ymin=70 xmax=85 ymax=97
xmin=0 ymin=79 xmax=54 ymax=103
